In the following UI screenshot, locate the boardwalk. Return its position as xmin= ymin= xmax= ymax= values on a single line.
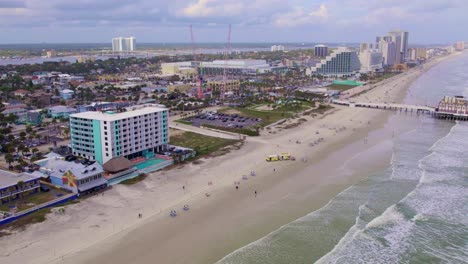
xmin=332 ymin=99 xmax=435 ymax=114
xmin=332 ymin=99 xmax=468 ymax=121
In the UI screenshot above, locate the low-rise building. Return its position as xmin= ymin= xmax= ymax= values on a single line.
xmin=167 ymin=83 xmax=193 ymax=93
xmin=27 ymin=110 xmax=43 ymax=126
xmin=60 ymin=89 xmax=74 ymax=100
xmin=13 ymin=89 xmax=29 ymax=98
xmin=206 ymin=79 xmax=240 ymax=92
xmin=161 ymin=62 xmax=197 ymax=77
xmin=29 ymin=91 xmax=52 ymax=107
xmin=2 ymin=105 xmax=28 ymax=124
xmin=0 ymin=170 xmax=41 ymax=204
xmin=36 ymin=158 xmax=107 ymax=194
xmin=48 ymin=105 xmax=78 ymax=119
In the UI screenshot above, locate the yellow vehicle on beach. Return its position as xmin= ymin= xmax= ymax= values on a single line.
xmin=266 ymin=155 xmax=280 ymax=161
xmin=265 ymin=153 xmax=293 ymax=162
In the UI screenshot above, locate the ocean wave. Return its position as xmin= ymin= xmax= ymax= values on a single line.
xmin=317 ymin=122 xmax=467 ymax=263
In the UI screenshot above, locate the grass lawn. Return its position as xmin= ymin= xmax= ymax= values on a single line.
xmin=0 ymin=191 xmax=60 ymax=212
xmin=0 ymin=199 xmax=80 ymax=237
xmin=375 ymin=73 xmax=398 ymax=82
xmin=326 ymin=84 xmax=360 ymax=91
xmin=170 ymin=130 xmax=240 ymax=157
xmin=120 ymin=173 xmax=148 ymax=185
xmin=0 ymin=208 xmax=51 ymax=236
xmin=174 ymin=119 xmax=192 ymax=125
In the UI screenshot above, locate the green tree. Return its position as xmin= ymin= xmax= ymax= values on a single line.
xmin=5 ymin=153 xmax=14 ymax=166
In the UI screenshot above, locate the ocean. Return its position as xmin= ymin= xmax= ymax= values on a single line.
xmin=218 ymin=53 xmax=468 ymax=264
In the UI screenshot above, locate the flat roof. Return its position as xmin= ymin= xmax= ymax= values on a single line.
xmin=70 ymin=105 xmax=167 ymax=121
xmin=0 ymin=169 xmax=40 ymax=188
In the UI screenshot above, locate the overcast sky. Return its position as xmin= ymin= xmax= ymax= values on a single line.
xmin=0 ymin=0 xmax=467 ymax=44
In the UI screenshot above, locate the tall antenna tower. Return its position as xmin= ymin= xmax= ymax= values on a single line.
xmin=190 ymin=25 xmax=204 ymax=98
xmin=222 ymin=24 xmax=232 ymax=102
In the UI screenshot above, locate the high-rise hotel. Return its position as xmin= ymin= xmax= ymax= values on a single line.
xmin=69 ymin=104 xmax=169 ymax=164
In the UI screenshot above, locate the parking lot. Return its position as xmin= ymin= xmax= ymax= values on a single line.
xmin=186 ymin=111 xmax=260 ymax=129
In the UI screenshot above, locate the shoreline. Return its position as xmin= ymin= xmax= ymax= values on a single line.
xmin=0 ymin=52 xmax=459 ymax=264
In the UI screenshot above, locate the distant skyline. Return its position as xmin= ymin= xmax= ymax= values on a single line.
xmin=0 ymin=0 xmax=467 ymax=44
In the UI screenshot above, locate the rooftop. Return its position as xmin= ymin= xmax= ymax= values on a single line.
xmin=0 ymin=169 xmax=40 ymax=188
xmin=71 ymin=104 xmax=167 ymax=121
xmin=48 ymin=105 xmax=77 ymax=112
xmin=37 ymin=158 xmax=104 ymax=180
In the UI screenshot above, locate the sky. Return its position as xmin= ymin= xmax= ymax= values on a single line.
xmin=0 ymin=0 xmax=467 ymax=44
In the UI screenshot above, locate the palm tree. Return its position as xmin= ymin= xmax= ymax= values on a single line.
xmin=17 ymin=180 xmax=25 ymax=198
xmin=5 ymin=153 xmax=14 ymax=167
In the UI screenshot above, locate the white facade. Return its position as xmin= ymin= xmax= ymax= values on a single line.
xmin=378 ymin=39 xmax=397 ymax=66
xmin=271 ymin=45 xmax=285 ymax=52
xmin=359 ymin=50 xmax=383 ymax=73
xmin=387 ymin=30 xmax=409 ymax=63
xmin=306 ymin=47 xmax=361 ymax=77
xmin=112 ymin=37 xmax=136 ymax=52
xmin=70 ymin=104 xmax=169 ymax=164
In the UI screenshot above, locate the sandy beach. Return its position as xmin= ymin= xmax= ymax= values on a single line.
xmin=0 ymin=53 xmax=459 ymax=264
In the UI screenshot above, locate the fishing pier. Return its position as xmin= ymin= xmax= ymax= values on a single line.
xmin=332 ymin=96 xmax=468 ymax=121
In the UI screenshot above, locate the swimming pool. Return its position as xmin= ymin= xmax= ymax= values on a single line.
xmin=133 ymin=158 xmax=166 ymax=170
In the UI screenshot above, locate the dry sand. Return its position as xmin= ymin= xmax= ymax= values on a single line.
xmin=0 ymin=53 xmax=459 ymax=264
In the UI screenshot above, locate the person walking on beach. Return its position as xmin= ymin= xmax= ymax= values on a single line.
xmin=254 ymin=190 xmax=257 ymax=197
xmin=236 ymin=185 xmax=239 ymax=190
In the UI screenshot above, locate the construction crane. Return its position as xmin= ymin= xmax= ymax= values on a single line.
xmin=222 ymin=24 xmax=232 ymax=103
xmin=190 ymin=25 xmax=204 ymax=99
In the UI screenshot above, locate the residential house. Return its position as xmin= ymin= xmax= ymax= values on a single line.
xmin=13 ymin=89 xmax=29 ymax=98
xmin=60 ymin=89 xmax=74 ymax=100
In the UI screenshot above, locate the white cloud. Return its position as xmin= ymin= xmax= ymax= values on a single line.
xmin=274 ymin=4 xmax=328 ymax=27
xmin=181 ymin=0 xmax=244 ymax=18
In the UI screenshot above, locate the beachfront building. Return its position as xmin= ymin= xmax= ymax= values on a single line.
xmin=69 ymin=104 xmax=169 ymax=164
xmin=359 ymin=49 xmax=383 ymax=73
xmin=387 ymin=30 xmax=409 ymax=62
xmin=36 ymin=158 xmax=107 ymax=194
xmin=437 ymin=96 xmax=468 ymax=115
xmin=314 ymin=44 xmax=329 ymax=57
xmin=306 ymin=47 xmax=360 ymax=77
xmin=0 ymin=170 xmax=41 ymax=204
